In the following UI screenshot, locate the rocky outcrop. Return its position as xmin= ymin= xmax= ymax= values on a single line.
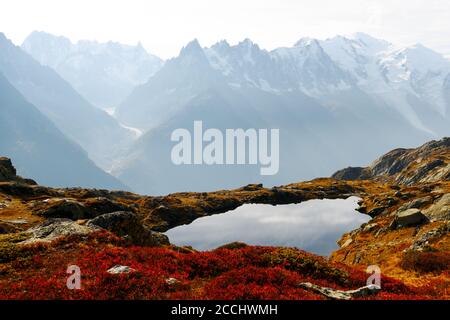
xmin=34 ymin=197 xmax=132 ymax=220
xmin=142 ymin=179 xmax=361 ymax=231
xmin=21 ymin=219 xmax=96 ymax=244
xmin=20 ymin=212 xmax=170 ymax=247
xmin=407 ymin=222 xmax=449 ymax=252
xmin=35 ymin=199 xmax=90 ymax=220
xmin=331 ymin=137 xmax=450 ymax=186
xmin=396 ymin=196 xmax=432 ymax=213
xmin=83 ymin=197 xmax=132 ymax=216
xmin=424 ymin=194 xmax=450 ymax=221
xmin=331 ymin=167 xmax=372 ymax=180
xmin=331 ymin=140 xmax=449 ymax=281
xmin=0 ymin=158 xmax=16 ymax=182
xmin=0 ymin=157 xmax=36 ymax=185
xmin=87 ymin=211 xmax=169 ymax=246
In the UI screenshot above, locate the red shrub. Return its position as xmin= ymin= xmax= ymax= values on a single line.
xmin=0 ymin=233 xmax=444 ymax=300
xmin=203 ymin=267 xmax=323 ymax=300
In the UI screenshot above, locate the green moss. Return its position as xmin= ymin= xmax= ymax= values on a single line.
xmin=0 ymin=232 xmax=33 ymax=263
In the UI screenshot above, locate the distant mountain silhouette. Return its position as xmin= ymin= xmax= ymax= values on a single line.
xmin=22 ymin=31 xmax=163 ymax=109
xmin=0 ymin=72 xmax=127 ymax=189
xmin=0 ymin=32 xmax=133 ymax=169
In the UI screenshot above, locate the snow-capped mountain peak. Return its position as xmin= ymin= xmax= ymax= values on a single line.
xmin=211 ymin=39 xmax=231 ymax=50
xmin=294 ymin=37 xmax=318 ymax=47
xmin=348 ymin=32 xmax=391 ymax=51
xmin=238 ymin=38 xmax=255 ymax=47
xmin=200 ymin=33 xmax=449 ymax=132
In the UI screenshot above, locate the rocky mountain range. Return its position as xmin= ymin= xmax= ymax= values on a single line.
xmin=112 ymin=34 xmax=449 ymax=194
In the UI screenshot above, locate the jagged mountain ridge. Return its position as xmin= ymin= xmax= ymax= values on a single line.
xmin=112 ymin=34 xmax=445 ymax=194
xmin=21 ymin=31 xmax=164 ymax=109
xmin=117 ymin=33 xmax=450 ymax=135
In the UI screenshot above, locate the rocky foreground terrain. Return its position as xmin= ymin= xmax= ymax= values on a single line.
xmin=0 ymin=138 xmax=448 ymax=299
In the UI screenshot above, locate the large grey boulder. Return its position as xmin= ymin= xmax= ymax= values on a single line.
xmin=390 ymin=209 xmax=428 ymax=229
xmin=21 ymin=219 xmax=96 ymax=244
xmin=87 ymin=211 xmax=169 ymax=246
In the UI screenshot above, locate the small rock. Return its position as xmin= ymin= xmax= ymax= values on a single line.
xmin=107 ymin=265 xmax=135 ymax=274
xmin=400 ymin=193 xmax=415 ymax=200
xmin=165 ymin=277 xmax=180 ymax=285
xmin=340 ymin=238 xmax=353 ymax=248
xmin=4 ymin=219 xmax=28 ymax=224
xmin=298 ymin=282 xmax=380 ymax=300
xmin=363 ymin=223 xmax=378 ymax=232
xmin=367 ymin=207 xmax=387 ymax=217
xmin=353 ymin=253 xmax=362 ymax=264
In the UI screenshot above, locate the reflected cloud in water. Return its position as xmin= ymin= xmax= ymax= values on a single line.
xmin=165 ymin=196 xmax=370 ymax=256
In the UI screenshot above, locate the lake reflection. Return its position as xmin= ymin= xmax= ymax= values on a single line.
xmin=165 ymin=196 xmax=369 ymax=256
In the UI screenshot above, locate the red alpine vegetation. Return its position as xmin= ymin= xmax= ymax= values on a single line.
xmin=0 ymin=231 xmax=444 ymax=300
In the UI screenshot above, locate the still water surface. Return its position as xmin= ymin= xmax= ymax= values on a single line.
xmin=165 ymin=196 xmax=369 ymax=256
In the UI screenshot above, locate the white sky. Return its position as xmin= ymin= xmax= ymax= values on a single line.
xmin=1 ymin=0 xmax=449 ymax=59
